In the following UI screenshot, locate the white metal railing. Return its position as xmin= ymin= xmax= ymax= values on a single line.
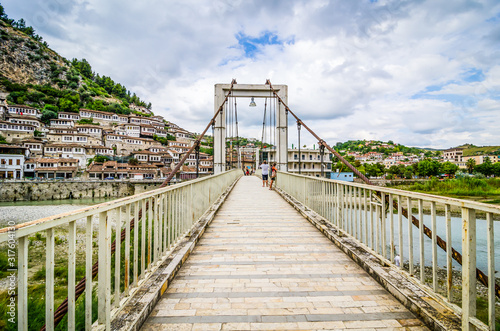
xmin=277 ymin=171 xmax=500 ymax=331
xmin=0 ymin=169 xmax=241 ymax=330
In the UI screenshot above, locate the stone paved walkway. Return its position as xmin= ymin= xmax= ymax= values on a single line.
xmin=143 ymin=176 xmax=428 ymax=330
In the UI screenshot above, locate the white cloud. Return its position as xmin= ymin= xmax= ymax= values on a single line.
xmin=2 ymin=0 xmax=500 ymax=148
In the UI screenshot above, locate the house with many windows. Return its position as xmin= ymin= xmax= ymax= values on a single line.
xmin=0 ymin=144 xmax=27 ymax=179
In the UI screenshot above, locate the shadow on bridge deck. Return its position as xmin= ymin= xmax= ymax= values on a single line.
xmin=142 ymin=176 xmax=428 ymax=330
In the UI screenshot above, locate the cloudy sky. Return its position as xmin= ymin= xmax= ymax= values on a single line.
xmin=3 ymin=0 xmax=500 ymax=149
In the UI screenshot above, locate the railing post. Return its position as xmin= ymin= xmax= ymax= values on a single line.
xmin=375 ymin=203 xmax=380 ymax=254
xmin=381 ymin=192 xmax=386 ymax=258
xmin=431 ymin=201 xmax=437 ymax=292
xmin=141 ymin=199 xmax=146 ymax=277
xmin=114 ymin=207 xmax=121 ymax=307
xmin=336 ymin=183 xmax=341 ymax=228
xmin=389 ymin=193 xmax=394 ymax=263
xmin=445 ymin=204 xmax=452 ymax=302
xmin=462 ymin=207 xmax=476 ymax=330
xmin=397 ymin=195 xmax=403 ymax=270
xmin=46 ymin=228 xmax=55 ymax=331
xmin=418 ymin=199 xmax=424 ymax=284
xmin=18 ymin=236 xmax=28 ymax=331
xmin=68 ymin=220 xmax=76 ymax=330
xmin=98 ymin=211 xmax=111 ymax=329
xmin=133 ymin=201 xmax=139 ymax=286
xmin=407 ymin=197 xmax=414 ymax=275
xmin=124 ymin=204 xmax=131 ymax=296
xmin=85 ymin=215 xmax=93 ymax=329
xmin=370 ymin=191 xmax=374 ymax=249
xmin=487 ymin=212 xmax=495 ymax=330
xmin=363 ymin=188 xmax=368 ymax=244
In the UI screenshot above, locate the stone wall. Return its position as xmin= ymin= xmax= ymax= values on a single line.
xmin=0 ymin=180 xmax=163 ymax=202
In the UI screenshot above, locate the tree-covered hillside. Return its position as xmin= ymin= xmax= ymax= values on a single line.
xmin=0 ymin=4 xmax=151 ymax=118
xmin=334 ymin=139 xmax=438 ymax=157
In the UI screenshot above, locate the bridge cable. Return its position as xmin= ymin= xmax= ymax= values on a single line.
xmin=260 ymin=97 xmax=267 ymax=162
xmin=265 ymin=79 xmax=500 ymax=299
xmin=234 ymin=96 xmax=239 ymax=169
xmin=298 ymin=121 xmax=301 ymax=174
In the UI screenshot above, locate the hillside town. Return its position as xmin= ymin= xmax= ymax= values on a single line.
xmin=1 ymin=97 xmax=499 ymax=182
xmin=338 ymin=140 xmax=499 ymax=169
xmin=0 ymin=99 xmax=214 ymax=181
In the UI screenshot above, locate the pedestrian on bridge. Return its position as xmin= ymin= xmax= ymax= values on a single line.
xmin=260 ymin=160 xmax=269 ymax=187
xmin=269 ymin=163 xmax=277 ymax=190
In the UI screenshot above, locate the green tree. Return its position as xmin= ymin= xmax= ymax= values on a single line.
xmin=43 ymin=104 xmax=59 ymax=112
xmin=441 ymin=161 xmax=458 ymax=177
xmin=466 ymin=158 xmax=476 ymax=174
xmin=492 ymin=162 xmax=500 ymax=177
xmin=416 ymin=159 xmax=440 ymax=178
xmin=40 ymin=109 xmax=57 ymax=124
xmin=475 ymin=157 xmax=494 ymax=176
xmin=128 ymin=158 xmax=139 ymax=165
xmin=87 ymin=155 xmax=110 ymax=166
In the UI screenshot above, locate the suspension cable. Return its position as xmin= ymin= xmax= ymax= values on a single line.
xmin=298 ymin=121 xmax=301 ymax=174
xmin=261 ymin=97 xmax=267 ymax=161
xmin=265 ymin=79 xmax=500 ymax=299
xmin=234 ymin=97 xmax=239 ymax=169
xmin=159 ymin=79 xmax=237 ymax=188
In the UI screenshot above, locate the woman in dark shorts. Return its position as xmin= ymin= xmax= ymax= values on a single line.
xmin=269 ymin=163 xmax=277 ymax=190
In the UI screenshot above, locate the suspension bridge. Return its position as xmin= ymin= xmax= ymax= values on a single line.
xmin=1 ymin=80 xmax=499 ymax=330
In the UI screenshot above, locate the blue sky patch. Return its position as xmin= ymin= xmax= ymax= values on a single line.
xmin=234 ymin=31 xmax=293 ymax=59
xmin=462 ymin=68 xmax=484 ymax=82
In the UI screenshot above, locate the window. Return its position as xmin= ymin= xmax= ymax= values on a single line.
xmin=302 ymin=155 xmax=305 ymax=160
xmin=9 ymin=159 xmax=13 ymax=165
xmin=309 ymin=155 xmax=312 ymax=160
xmin=16 ymin=159 xmax=20 ymax=165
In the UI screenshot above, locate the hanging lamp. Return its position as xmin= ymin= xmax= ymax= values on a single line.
xmin=249 ymin=97 xmax=257 ymax=107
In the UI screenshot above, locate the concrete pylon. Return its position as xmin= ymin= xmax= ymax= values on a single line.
xmin=214 ymin=83 xmax=288 ymax=174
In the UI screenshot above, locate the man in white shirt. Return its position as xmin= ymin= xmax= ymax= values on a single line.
xmin=259 ymin=160 xmax=269 ymax=187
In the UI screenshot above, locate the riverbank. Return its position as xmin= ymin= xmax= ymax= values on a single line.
xmin=0 ymin=197 xmax=112 ymax=227
xmin=387 ymin=177 xmax=500 ymax=205
xmin=0 ymin=180 xmax=163 ymax=202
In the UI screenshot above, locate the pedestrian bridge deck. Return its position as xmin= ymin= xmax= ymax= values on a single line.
xmin=143 ymin=176 xmax=428 ymax=330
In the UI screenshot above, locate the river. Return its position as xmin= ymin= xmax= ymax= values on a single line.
xmin=375 ymin=213 xmax=499 ymax=275
xmin=0 ymin=198 xmax=113 ymax=227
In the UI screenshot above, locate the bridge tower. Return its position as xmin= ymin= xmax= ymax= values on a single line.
xmin=214 ymin=83 xmax=288 ymax=174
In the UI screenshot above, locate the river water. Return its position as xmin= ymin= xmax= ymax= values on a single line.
xmin=0 ymin=198 xmax=112 ymax=227
xmin=363 ymin=212 xmax=500 ymax=275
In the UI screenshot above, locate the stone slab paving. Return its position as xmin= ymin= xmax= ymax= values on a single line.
xmin=143 ymin=176 xmax=429 ymax=330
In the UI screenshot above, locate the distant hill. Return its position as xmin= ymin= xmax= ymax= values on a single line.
xmin=333 ymin=139 xmax=437 ymax=157
xmin=457 ymin=144 xmax=500 ymax=157
xmin=0 ymin=4 xmax=151 ymax=117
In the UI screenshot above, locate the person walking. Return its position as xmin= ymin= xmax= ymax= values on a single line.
xmin=259 ymin=160 xmax=269 ymax=187
xmin=269 ymin=163 xmax=277 ymax=190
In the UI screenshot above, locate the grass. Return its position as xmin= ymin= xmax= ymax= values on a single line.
xmin=391 ymin=177 xmax=500 ymax=205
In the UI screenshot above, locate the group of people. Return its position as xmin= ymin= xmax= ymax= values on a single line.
xmin=242 ymin=166 xmax=254 ymax=176
xmin=259 ymin=160 xmax=277 ymax=190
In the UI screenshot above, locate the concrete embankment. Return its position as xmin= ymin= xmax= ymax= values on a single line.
xmin=0 ymin=180 xmax=163 ymax=202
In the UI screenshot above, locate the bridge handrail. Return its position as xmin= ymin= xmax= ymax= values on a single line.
xmin=279 ymin=171 xmax=500 ymax=214
xmin=276 ymin=171 xmax=498 ymax=331
xmin=3 ymin=169 xmax=242 ymax=330
xmin=0 ymin=170 xmax=235 ymax=240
